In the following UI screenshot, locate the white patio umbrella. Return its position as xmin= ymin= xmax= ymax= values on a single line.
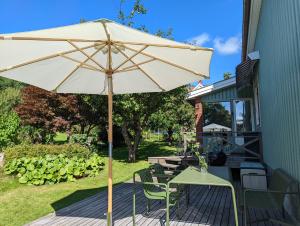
xmin=0 ymin=19 xmax=213 ymax=225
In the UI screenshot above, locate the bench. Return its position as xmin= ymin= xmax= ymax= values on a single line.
xmin=242 ymin=168 xmax=300 ymax=226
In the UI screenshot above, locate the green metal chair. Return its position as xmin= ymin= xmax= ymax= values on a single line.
xmin=242 ymin=168 xmax=300 ymax=226
xmin=132 ymin=168 xmax=181 ymax=225
xmin=151 ymin=163 xmax=188 ymax=204
xmin=151 ymin=163 xmax=175 ymax=184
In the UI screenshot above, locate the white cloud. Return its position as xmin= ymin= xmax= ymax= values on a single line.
xmin=187 ymin=33 xmax=210 ymax=46
xmin=213 ymin=35 xmax=242 ymax=55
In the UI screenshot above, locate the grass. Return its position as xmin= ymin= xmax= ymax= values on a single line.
xmin=0 ymin=140 xmax=177 ymax=226
xmin=53 ymin=132 xmax=68 ymax=143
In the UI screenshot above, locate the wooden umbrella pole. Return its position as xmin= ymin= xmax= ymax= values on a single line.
xmin=107 ymin=74 xmax=113 ymax=226
xmin=105 ymin=27 xmax=113 ymax=225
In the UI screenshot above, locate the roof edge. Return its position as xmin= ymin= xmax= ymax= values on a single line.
xmin=242 ymin=0 xmax=251 ymax=61
xmin=187 ymin=76 xmax=236 ymax=100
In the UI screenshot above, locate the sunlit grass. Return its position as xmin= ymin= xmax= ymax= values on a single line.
xmin=0 ymin=141 xmax=176 ymax=226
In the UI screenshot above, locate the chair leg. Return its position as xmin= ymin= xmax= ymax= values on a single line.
xmin=244 ymin=204 xmax=247 ymax=226
xmin=282 ymin=206 xmax=286 ymax=219
xmin=147 ymin=199 xmax=151 ymax=215
xmin=176 ymin=200 xmax=180 ymax=219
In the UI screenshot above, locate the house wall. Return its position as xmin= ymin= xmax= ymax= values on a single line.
xmin=201 ymin=85 xmax=237 ymax=102
xmin=254 ymin=0 xmax=300 ymax=181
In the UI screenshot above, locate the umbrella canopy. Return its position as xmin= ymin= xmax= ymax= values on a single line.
xmin=0 ymin=19 xmax=213 ymax=225
xmin=0 ymin=19 xmax=212 ymax=93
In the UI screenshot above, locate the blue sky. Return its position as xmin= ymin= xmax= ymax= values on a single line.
xmin=0 ymin=0 xmax=242 ymax=85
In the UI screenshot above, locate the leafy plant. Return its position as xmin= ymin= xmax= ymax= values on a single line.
xmin=195 ymin=151 xmax=208 ymax=171
xmin=4 ymin=154 xmax=104 ymax=185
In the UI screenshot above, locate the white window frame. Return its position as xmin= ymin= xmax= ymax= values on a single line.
xmin=253 ymin=74 xmax=261 ymax=126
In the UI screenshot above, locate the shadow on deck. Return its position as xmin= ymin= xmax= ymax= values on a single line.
xmin=26 ymin=182 xmax=284 ymax=226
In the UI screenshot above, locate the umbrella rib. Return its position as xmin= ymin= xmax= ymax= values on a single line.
xmin=100 ymin=21 xmax=110 ymax=40
xmin=53 ymin=46 xmax=105 ymax=92
xmin=67 ymin=41 xmax=106 ymax=71
xmin=112 ymin=40 xmax=214 ymax=51
xmin=59 ymin=54 xmax=104 ymax=72
xmin=116 ymin=43 xmax=209 ymax=79
xmin=116 ymin=58 xmax=156 ymax=72
xmin=114 ymin=45 xmax=165 ymax=91
xmin=0 ymin=43 xmax=102 ymax=73
xmin=112 ymin=45 xmax=148 ymax=72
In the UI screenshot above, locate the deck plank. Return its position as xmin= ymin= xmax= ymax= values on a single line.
xmin=26 ymin=181 xmax=283 ymax=226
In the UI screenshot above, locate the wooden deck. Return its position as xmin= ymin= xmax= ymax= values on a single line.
xmin=26 ymin=182 xmax=284 ymax=226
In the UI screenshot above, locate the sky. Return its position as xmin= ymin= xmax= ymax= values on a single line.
xmin=0 ymin=0 xmax=243 ymax=85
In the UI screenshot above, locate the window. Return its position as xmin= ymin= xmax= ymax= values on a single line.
xmin=234 ymin=100 xmax=253 ymax=132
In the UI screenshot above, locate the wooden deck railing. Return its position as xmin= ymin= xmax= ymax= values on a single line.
xmin=198 ymin=131 xmax=262 ymax=161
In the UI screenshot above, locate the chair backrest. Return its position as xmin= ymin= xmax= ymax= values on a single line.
xmin=269 ymin=169 xmax=293 ymax=192
xmin=137 ymin=169 xmax=156 ymax=193
xmin=269 ymin=168 xmax=300 ymax=221
xmin=152 ymin=163 xmax=167 ymax=184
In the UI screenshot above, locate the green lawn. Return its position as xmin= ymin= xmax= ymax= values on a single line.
xmin=0 ymin=141 xmax=176 ymax=226
xmin=53 ymin=132 xmax=68 ymax=143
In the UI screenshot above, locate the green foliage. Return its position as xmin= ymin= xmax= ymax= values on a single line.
xmin=4 ymin=154 xmax=104 ymax=185
xmin=0 ymin=77 xmax=23 ymax=90
xmin=4 ymin=144 xmax=90 ymax=162
xmin=53 ymin=132 xmax=68 ymax=144
xmin=118 ymin=0 xmax=148 ymax=27
xmin=149 ymin=87 xmax=194 ymax=143
xmin=195 ymin=151 xmax=208 ymax=170
xmin=203 ymin=102 xmax=231 ymax=128
xmin=0 ymin=87 xmax=21 ymax=115
xmin=0 ymin=112 xmax=20 ymax=150
xmin=223 ymin=72 xmax=232 ymax=80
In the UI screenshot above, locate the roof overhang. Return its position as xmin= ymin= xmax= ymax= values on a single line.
xmin=242 ymin=0 xmax=262 ymax=61
xmin=187 ymin=76 xmax=236 ymax=100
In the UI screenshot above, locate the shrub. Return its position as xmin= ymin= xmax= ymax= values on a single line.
xmin=4 ymin=144 xmax=90 ymax=162
xmin=4 ymin=154 xmax=104 ymax=185
xmin=0 ymin=112 xmax=20 ymax=150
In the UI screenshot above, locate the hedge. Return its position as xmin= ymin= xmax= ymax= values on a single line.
xmin=4 ymin=144 xmax=91 ymax=162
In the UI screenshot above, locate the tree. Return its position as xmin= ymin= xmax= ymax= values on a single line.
xmin=203 ymin=102 xmax=231 ymax=128
xmin=15 ymin=86 xmax=108 ymax=141
xmin=75 ymin=95 xmax=107 ymax=136
xmin=148 ymin=87 xmax=194 ymax=144
xmin=114 ymin=93 xmax=167 ymax=162
xmin=223 ymin=72 xmax=232 ymax=80
xmin=15 ymin=86 xmax=80 ymax=140
xmin=113 ymin=0 xmax=177 ymax=162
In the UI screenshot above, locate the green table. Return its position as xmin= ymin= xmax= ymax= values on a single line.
xmin=166 ymin=166 xmax=239 ymax=226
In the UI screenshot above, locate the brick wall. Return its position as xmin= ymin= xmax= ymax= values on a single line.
xmin=194 ymin=97 xmax=203 ymax=142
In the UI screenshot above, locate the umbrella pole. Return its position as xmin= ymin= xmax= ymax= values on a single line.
xmin=107 ymin=75 xmax=113 ymax=226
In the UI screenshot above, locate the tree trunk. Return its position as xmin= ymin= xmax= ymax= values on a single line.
xmin=167 ymin=127 xmax=174 ymax=145
xmin=121 ymin=122 xmax=142 ymax=163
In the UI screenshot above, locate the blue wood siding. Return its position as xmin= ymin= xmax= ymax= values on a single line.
xmin=255 ymin=0 xmax=300 ymax=180
xmin=201 ymin=86 xmax=237 ymax=102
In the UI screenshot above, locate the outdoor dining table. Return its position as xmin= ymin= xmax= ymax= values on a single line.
xmin=166 ymin=166 xmax=239 ymax=226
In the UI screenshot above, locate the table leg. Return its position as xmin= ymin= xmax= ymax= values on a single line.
xmin=230 ymin=186 xmax=239 ymax=226
xmin=166 ymin=183 xmax=170 ymax=226
xmin=132 ymin=175 xmax=136 ymax=225
xmin=187 ymin=185 xmax=190 ymax=206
